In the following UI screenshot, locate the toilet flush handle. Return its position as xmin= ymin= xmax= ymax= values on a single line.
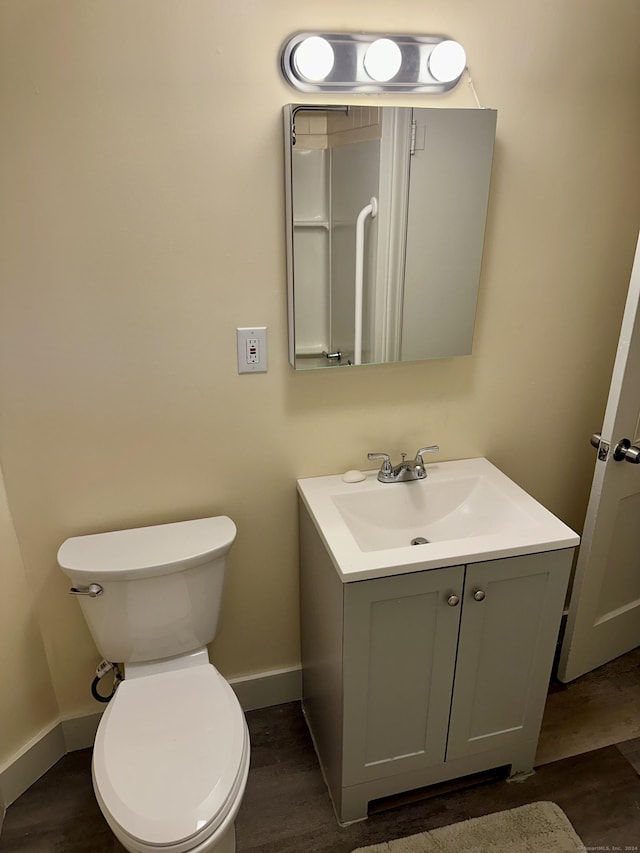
xmin=69 ymin=583 xmax=103 ymax=597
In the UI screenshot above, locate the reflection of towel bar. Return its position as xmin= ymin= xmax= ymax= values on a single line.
xmin=354 ymin=197 xmax=378 ymax=366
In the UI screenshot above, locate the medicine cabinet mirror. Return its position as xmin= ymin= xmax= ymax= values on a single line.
xmin=283 ymin=105 xmax=497 ymax=369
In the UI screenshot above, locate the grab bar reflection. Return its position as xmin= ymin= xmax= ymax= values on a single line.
xmin=354 ymin=197 xmax=378 ymax=365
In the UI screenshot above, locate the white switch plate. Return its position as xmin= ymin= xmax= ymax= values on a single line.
xmin=236 ymin=327 xmax=267 ymax=374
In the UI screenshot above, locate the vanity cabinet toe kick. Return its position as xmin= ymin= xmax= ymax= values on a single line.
xmin=299 ymin=502 xmax=573 ymax=825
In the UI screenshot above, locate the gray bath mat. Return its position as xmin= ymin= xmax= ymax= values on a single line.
xmin=351 ymin=800 xmax=583 ymax=852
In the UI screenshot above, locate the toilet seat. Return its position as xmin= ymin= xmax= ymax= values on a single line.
xmin=93 ymin=664 xmax=249 ymax=853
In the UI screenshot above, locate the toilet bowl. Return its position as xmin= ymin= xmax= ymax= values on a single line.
xmin=93 ymin=655 xmax=250 ymax=853
xmin=57 ymin=517 xmax=250 ymax=853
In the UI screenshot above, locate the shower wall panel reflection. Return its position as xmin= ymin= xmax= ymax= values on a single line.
xmin=284 ymin=106 xmax=497 ymax=369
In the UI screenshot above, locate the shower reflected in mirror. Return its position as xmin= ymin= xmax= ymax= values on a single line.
xmin=283 ymin=105 xmax=497 ymax=369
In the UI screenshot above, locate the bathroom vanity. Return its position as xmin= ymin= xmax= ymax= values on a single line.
xmin=297 ymin=458 xmax=579 ymax=824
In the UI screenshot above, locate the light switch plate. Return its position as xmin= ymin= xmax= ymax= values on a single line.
xmin=237 ymin=327 xmax=267 ymax=374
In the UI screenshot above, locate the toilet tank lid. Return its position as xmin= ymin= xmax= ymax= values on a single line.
xmin=57 ymin=516 xmax=237 ymax=581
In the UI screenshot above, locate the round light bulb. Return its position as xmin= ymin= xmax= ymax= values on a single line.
xmin=428 ymin=40 xmax=466 ymax=83
xmin=293 ymin=36 xmax=334 ymax=82
xmin=363 ymin=38 xmax=402 ymax=82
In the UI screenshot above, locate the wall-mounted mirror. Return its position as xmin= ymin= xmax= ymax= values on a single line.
xmin=283 ymin=105 xmax=497 ymax=369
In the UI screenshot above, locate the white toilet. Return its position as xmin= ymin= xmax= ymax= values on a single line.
xmin=57 ymin=516 xmax=250 ymax=853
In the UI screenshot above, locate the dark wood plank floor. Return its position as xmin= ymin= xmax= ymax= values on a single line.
xmin=536 ymin=646 xmax=640 ymax=766
xmin=2 ymin=698 xmax=640 ymax=853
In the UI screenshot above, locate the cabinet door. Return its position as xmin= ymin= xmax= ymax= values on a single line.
xmin=446 ymin=550 xmax=572 ymax=762
xmin=342 ymin=566 xmax=464 ymax=786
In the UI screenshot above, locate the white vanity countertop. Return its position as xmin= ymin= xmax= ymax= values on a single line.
xmin=297 ymin=457 xmax=580 ymax=582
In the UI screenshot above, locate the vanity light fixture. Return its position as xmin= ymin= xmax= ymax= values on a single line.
xmin=363 ymin=38 xmax=403 ymax=82
xmin=281 ymin=32 xmax=467 ymax=93
xmin=292 ymin=35 xmax=335 ymax=82
xmin=428 ymin=40 xmax=467 ymax=83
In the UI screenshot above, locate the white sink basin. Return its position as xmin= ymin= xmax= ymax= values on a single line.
xmin=297 ymin=457 xmax=579 ymax=581
xmin=331 ymin=474 xmax=539 ymax=551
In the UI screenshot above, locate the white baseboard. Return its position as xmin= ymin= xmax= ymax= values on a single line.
xmin=0 ymin=665 xmax=302 ymax=810
xmin=61 ymin=712 xmax=104 ymax=752
xmin=229 ymin=665 xmax=302 ymax=711
xmin=0 ymin=720 xmax=66 ymax=810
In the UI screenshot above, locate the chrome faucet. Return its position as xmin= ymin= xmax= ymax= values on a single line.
xmin=367 ymin=446 xmax=439 ymax=483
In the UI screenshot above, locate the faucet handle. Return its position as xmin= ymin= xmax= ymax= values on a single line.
xmin=367 ymin=452 xmax=392 ymax=474
xmin=415 ymin=445 xmax=439 ymax=463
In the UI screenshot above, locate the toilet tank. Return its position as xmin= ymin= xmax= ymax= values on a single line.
xmin=57 ymin=517 xmax=237 ymax=664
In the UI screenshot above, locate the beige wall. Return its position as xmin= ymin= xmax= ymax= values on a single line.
xmin=0 ymin=0 xmax=639 ymax=752
xmin=0 ymin=465 xmax=58 ymax=768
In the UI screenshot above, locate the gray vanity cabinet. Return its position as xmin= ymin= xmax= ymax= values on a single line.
xmin=299 ymin=503 xmax=572 ymax=825
xmin=445 ymin=552 xmax=569 ymax=763
xmin=342 ymin=565 xmax=464 ymax=786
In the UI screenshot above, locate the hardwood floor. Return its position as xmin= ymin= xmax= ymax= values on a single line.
xmin=2 ymin=649 xmax=640 ymax=853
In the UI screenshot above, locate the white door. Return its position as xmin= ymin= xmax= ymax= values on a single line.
xmin=558 ymin=233 xmax=640 ymax=682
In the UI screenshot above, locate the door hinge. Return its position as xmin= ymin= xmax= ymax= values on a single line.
xmin=410 ymin=120 xmax=416 ymax=156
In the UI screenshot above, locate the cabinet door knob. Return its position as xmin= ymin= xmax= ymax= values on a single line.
xmin=473 ymin=589 xmax=486 ymax=601
xmin=447 ymin=594 xmax=460 ymax=607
